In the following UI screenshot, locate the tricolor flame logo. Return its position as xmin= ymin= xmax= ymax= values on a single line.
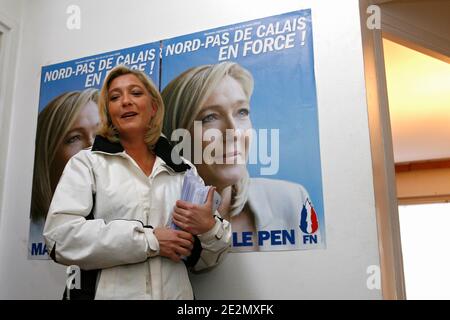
xmin=300 ymin=199 xmax=318 ymax=234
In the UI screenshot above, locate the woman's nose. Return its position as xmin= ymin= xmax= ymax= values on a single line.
xmin=224 ymin=115 xmax=237 ymax=131
xmin=122 ymin=92 xmax=132 ymax=106
xmin=225 ymin=116 xmax=246 ymax=141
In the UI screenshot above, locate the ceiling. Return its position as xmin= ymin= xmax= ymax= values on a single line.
xmin=383 ymin=38 xmax=450 ymax=163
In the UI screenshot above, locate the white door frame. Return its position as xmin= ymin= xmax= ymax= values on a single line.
xmin=359 ymin=0 xmax=449 ymax=300
xmin=0 ymin=11 xmax=20 ymax=226
xmin=359 ymin=0 xmax=408 ymax=300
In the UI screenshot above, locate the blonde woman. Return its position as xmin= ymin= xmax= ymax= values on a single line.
xmin=43 ymin=65 xmax=230 ymax=299
xmin=162 ymin=62 xmax=312 ymax=251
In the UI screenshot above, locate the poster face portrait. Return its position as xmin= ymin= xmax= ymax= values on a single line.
xmin=160 ymin=9 xmax=325 ymax=252
xmin=29 ymin=89 xmax=100 ymax=259
xmin=28 ymin=9 xmax=325 ymax=259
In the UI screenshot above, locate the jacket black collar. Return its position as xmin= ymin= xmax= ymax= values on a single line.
xmin=91 ymin=135 xmax=191 ymax=173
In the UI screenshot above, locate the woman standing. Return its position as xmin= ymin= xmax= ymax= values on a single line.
xmin=44 ymin=65 xmax=230 ymax=299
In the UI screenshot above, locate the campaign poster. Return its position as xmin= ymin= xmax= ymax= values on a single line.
xmin=28 ymin=42 xmax=160 ymax=259
xmin=28 ymin=9 xmax=325 ymax=258
xmin=160 ymin=9 xmax=325 ymax=252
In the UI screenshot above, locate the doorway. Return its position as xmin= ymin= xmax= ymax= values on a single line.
xmin=359 ymin=0 xmax=450 ymax=299
xmin=380 ymin=0 xmax=450 ymax=299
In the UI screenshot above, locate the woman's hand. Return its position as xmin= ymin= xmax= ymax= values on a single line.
xmin=153 ymin=227 xmax=194 ymax=262
xmin=173 ymin=187 xmax=216 ymax=235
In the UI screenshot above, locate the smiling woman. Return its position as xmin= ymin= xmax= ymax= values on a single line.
xmin=43 ymin=65 xmax=231 ymax=300
xmin=107 ymin=74 xmax=157 ymax=146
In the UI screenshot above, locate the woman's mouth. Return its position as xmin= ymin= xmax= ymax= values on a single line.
xmin=121 ymin=112 xmax=138 ymax=119
xmin=221 ymin=150 xmax=246 ymax=164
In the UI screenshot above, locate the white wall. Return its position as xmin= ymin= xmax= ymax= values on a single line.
xmin=0 ymin=0 xmax=382 ymax=299
xmin=0 ymin=0 xmax=28 ymax=296
xmin=0 ymin=0 xmax=23 ymax=227
xmin=0 ymin=0 xmax=22 ymax=19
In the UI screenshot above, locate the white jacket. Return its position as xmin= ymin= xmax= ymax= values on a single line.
xmin=43 ymin=135 xmax=231 ymax=300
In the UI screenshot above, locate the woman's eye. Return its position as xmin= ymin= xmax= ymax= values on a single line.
xmin=238 ymin=108 xmax=250 ymax=117
xmin=65 ymin=135 xmax=81 ymax=144
xmin=131 ymin=91 xmax=143 ymax=96
xmin=202 ymin=114 xmax=218 ymax=123
xmin=109 ymin=95 xmax=119 ymax=101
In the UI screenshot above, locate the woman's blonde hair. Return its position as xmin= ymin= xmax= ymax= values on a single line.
xmin=31 ymin=89 xmax=99 ymax=221
xmin=97 ymin=65 xmax=164 ymax=147
xmin=162 ymin=62 xmax=254 ymax=217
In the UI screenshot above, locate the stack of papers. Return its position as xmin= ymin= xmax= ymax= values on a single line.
xmin=171 ymin=169 xmax=221 ymax=230
xmin=181 ymin=169 xmax=210 ymax=206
